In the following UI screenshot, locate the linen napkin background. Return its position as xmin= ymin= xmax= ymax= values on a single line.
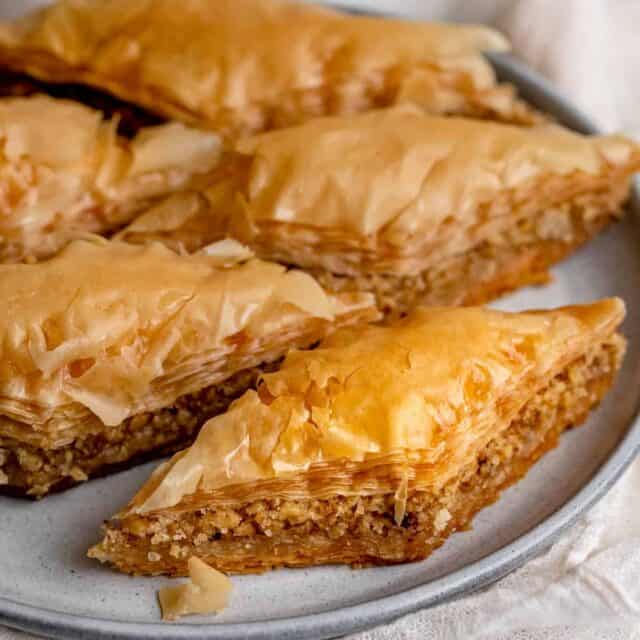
xmin=1 ymin=1 xmax=640 ymax=639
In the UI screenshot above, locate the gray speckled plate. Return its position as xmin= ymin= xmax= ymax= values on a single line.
xmin=2 ymin=41 xmax=640 ymax=640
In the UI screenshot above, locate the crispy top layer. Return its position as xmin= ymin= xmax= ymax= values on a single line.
xmin=130 ymin=298 xmax=624 ymax=514
xmin=0 ymin=0 xmax=508 ymax=126
xmin=0 ymin=94 xmax=221 ymax=261
xmin=0 ymin=239 xmax=374 ymax=425
xmin=234 ymin=107 xmax=638 ymax=239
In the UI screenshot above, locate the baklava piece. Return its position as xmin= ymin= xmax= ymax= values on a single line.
xmin=0 ymin=0 xmax=538 ymax=139
xmin=0 ymin=238 xmax=376 ymax=497
xmin=90 ymin=298 xmax=625 ymax=575
xmin=119 ymin=107 xmax=640 ymax=315
xmin=0 ymin=95 xmax=222 ymax=263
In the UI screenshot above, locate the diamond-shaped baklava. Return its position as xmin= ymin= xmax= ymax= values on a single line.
xmin=90 ymin=299 xmax=625 ymax=574
xmin=0 ymin=95 xmax=222 ymax=263
xmin=0 ymin=238 xmax=376 ymax=497
xmin=119 ymin=107 xmax=640 ymax=315
xmin=0 ymin=0 xmax=538 ymax=139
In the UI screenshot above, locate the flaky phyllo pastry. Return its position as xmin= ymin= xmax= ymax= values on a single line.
xmin=119 ymin=107 xmax=640 ymax=314
xmin=0 ymin=238 xmax=376 ymax=497
xmin=0 ymin=95 xmax=222 ymax=263
xmin=90 ymin=299 xmax=625 ymax=575
xmin=0 ymin=0 xmax=538 ymax=139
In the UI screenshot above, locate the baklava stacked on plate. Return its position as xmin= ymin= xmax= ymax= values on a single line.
xmin=0 ymin=0 xmax=635 ymax=590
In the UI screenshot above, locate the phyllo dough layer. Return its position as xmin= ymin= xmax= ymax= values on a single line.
xmin=0 ymin=0 xmax=537 ymax=138
xmin=0 ymin=238 xmax=376 ymax=497
xmin=119 ymin=107 xmax=640 ymax=314
xmin=90 ymin=299 xmax=625 ymax=574
xmin=0 ymin=95 xmax=222 ymax=263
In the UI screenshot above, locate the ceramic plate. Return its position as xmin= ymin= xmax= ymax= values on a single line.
xmin=1 ymin=35 xmax=640 ymax=640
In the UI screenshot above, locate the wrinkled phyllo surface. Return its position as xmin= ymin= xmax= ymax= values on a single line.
xmin=0 ymin=0 xmax=538 ymax=139
xmin=90 ymin=299 xmax=625 ymax=575
xmin=0 ymin=239 xmax=376 ymax=497
xmin=0 ymin=95 xmax=222 ymax=263
xmin=119 ymin=107 xmax=640 ymax=315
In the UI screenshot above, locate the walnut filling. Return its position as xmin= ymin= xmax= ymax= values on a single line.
xmin=90 ymin=337 xmax=623 ymax=576
xmin=0 ymin=362 xmax=279 ymax=498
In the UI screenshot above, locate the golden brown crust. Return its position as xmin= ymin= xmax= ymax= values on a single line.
xmin=0 ymin=0 xmax=538 ymax=136
xmin=0 ymin=95 xmax=222 ymax=263
xmin=119 ymin=110 xmax=640 ymax=266
xmin=158 ymin=557 xmax=231 ymax=620
xmin=89 ymin=336 xmax=624 ymax=574
xmin=0 ymin=305 xmax=374 ymax=498
xmin=229 ymin=112 xmax=640 ymax=270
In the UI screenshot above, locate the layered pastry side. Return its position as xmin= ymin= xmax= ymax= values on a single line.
xmin=0 ymin=95 xmax=222 ymax=263
xmin=0 ymin=238 xmax=377 ymax=497
xmin=0 ymin=0 xmax=539 ymax=139
xmin=118 ymin=107 xmax=640 ymax=316
xmin=90 ymin=299 xmax=625 ymax=575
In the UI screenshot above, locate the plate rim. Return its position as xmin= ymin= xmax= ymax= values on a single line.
xmin=2 ymin=52 xmax=640 ymax=640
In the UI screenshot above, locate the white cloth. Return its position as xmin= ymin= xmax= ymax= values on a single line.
xmin=1 ymin=1 xmax=640 ymax=639
xmin=348 ymin=462 xmax=640 ymax=640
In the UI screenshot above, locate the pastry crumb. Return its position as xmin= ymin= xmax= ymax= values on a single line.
xmin=158 ymin=557 xmax=231 ymax=621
